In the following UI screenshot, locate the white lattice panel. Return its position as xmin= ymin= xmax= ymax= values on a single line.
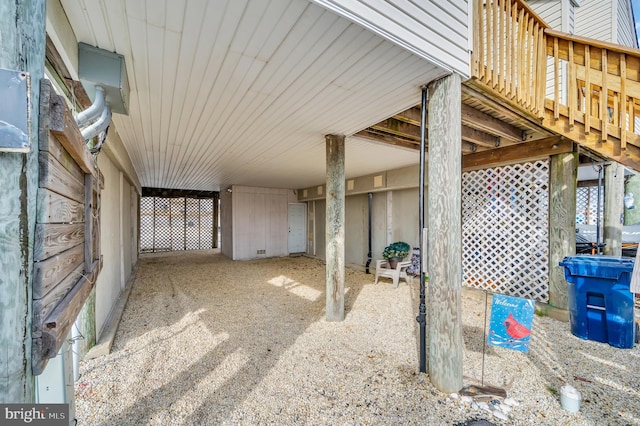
xmin=576 ymin=186 xmax=602 ymax=225
xmin=462 ymin=160 xmax=550 ymax=302
xmin=576 ymin=187 xmax=589 ymax=224
xmin=139 ymin=196 xmax=215 ymax=253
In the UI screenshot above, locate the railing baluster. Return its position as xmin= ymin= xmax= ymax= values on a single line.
xmin=526 ymin=15 xmax=534 ymax=108
xmin=493 ymin=0 xmax=499 ymax=88
xmin=517 ymin=7 xmax=525 ymax=104
xmin=585 ymin=45 xmax=591 ymax=134
xmin=505 ymin=0 xmax=512 ymax=96
xmin=620 ymin=53 xmax=627 ymax=149
xmin=537 ymin=29 xmax=546 ymax=115
xmin=498 ymin=0 xmax=505 ymax=94
xmin=487 ymin=0 xmax=493 ymax=85
xmin=568 ymin=40 xmax=575 ymax=127
xmin=473 ymin=0 xmax=481 ymax=79
xmin=602 ymin=49 xmax=608 ymax=142
xmin=553 ymin=37 xmax=559 ymax=120
xmin=530 ymin=22 xmax=542 ymax=112
xmin=511 ymin=1 xmax=518 ymax=98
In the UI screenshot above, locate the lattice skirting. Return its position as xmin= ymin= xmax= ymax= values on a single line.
xmin=462 ymin=160 xmax=550 ymax=302
xmin=140 ymin=196 xmax=214 ymax=253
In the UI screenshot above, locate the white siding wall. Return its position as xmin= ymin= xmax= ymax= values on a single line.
xmin=310 ymin=0 xmax=470 ymax=77
xmin=528 ymin=1 xmax=562 ymax=29
xmin=617 ymin=0 xmax=638 ymax=47
xmin=220 ymin=188 xmax=233 ymax=258
xmin=229 ymin=186 xmax=291 ymax=260
xmin=569 ymin=0 xmax=576 ymax=34
xmin=95 ymin=156 xmax=121 ymax=336
xmin=527 ymin=1 xmax=565 ymax=102
xmin=576 ymin=0 xmax=614 ymax=41
xmin=95 ymin=152 xmax=139 ymax=337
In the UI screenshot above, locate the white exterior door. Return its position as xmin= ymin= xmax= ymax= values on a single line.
xmin=288 ymin=203 xmax=306 ymax=253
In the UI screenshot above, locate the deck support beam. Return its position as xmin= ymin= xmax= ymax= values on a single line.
xmin=0 ymin=0 xmax=46 ymax=402
xmin=549 ymin=151 xmax=578 ymax=311
xmin=427 ymin=73 xmax=463 ymax=393
xmin=603 ymin=162 xmax=624 ymax=256
xmin=325 ymin=134 xmax=345 ymax=322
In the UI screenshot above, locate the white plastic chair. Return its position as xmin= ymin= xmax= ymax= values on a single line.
xmin=374 ymin=259 xmax=412 ymax=288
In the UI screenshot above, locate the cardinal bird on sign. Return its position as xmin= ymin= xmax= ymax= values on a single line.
xmin=503 ymin=313 xmax=531 ymax=340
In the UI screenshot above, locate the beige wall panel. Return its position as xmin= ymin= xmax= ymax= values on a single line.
xmin=95 ymin=154 xmax=121 ymax=337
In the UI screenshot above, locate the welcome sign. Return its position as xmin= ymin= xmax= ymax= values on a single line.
xmin=488 ymin=294 xmax=535 ymax=353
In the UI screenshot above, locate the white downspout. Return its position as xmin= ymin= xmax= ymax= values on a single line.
xmin=81 ymin=104 xmax=111 ymax=141
xmin=75 ymin=86 xmax=105 ymax=128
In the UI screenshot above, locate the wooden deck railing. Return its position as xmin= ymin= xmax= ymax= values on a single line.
xmin=545 ymin=29 xmax=640 ymax=150
xmin=471 ymin=0 xmax=548 ymax=117
xmin=472 ymin=0 xmax=640 ymax=155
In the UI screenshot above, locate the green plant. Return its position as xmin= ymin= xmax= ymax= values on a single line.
xmin=382 ymin=241 xmax=411 ymax=260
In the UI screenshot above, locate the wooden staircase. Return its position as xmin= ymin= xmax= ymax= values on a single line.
xmin=471 ymin=0 xmax=640 ymax=171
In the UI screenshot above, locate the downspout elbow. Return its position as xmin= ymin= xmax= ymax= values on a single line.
xmin=75 ymin=86 xmax=106 ymax=128
xmin=81 ymin=105 xmax=111 ymax=141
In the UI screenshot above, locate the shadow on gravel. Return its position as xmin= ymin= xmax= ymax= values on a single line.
xmin=96 ymin=252 xmax=366 ymax=425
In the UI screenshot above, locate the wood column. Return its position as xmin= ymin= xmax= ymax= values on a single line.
xmin=427 ymin=73 xmax=463 ymax=393
xmin=325 ymin=134 xmax=345 ymax=322
xmin=0 ymin=0 xmax=46 ymax=402
xmin=549 ymin=151 xmax=578 ymax=311
xmin=213 ymin=193 xmax=220 ymax=248
xmin=603 ymin=162 xmax=624 ymax=256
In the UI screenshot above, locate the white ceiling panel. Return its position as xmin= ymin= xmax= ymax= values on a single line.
xmin=59 ymin=0 xmax=447 ymax=191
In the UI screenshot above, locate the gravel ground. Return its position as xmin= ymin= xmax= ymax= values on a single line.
xmin=75 ymin=250 xmax=640 ymax=425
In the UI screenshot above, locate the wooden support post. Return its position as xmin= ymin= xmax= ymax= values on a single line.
xmin=325 ymin=134 xmax=345 ymax=322
xmin=427 ymin=73 xmax=463 ymax=393
xmin=0 ymin=0 xmax=45 ymax=402
xmin=603 ymin=162 xmax=624 ymax=256
xmin=549 ymin=151 xmax=578 ymax=311
xmin=213 ymin=193 xmax=219 ymax=248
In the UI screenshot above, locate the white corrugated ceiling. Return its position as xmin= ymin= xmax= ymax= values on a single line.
xmin=59 ymin=0 xmax=447 ymax=191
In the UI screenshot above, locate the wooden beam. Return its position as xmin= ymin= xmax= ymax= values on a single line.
xmin=39 ymin=260 xmax=99 ymax=363
xmin=462 ymin=127 xmax=499 ymax=148
xmin=325 ymin=134 xmax=345 ymax=322
xmin=427 ymin=73 xmax=463 ymax=394
xmin=354 ymin=129 xmax=419 ymax=150
xmin=603 ymin=163 xmax=624 ymax=256
xmin=463 ymin=136 xmax=571 ymax=170
xmin=542 ymin=107 xmax=640 ymax=172
xmin=461 ymin=104 xmax=524 ymax=142
xmin=46 ymin=84 xmax=97 ymax=177
xmin=548 ymin=151 xmax=577 ymax=310
xmin=391 ymin=104 xmax=525 ymax=144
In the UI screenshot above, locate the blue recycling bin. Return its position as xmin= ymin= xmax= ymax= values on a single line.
xmin=559 ymin=255 xmax=636 ymax=349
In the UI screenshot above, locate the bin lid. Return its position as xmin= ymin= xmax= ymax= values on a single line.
xmin=559 ymin=255 xmax=635 ymax=280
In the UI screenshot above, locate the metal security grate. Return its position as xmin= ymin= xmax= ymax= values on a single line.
xmin=462 ymin=160 xmax=550 ymax=302
xmin=140 ymin=196 xmax=216 ymax=253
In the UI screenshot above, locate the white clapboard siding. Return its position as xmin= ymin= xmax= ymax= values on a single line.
xmin=616 ymin=0 xmax=638 ymax=48
xmin=575 ymin=0 xmax=614 ymax=42
xmin=527 ymin=0 xmax=564 ymax=102
xmin=310 ymin=0 xmax=470 ymax=77
xmin=231 ymin=186 xmax=289 ymax=260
